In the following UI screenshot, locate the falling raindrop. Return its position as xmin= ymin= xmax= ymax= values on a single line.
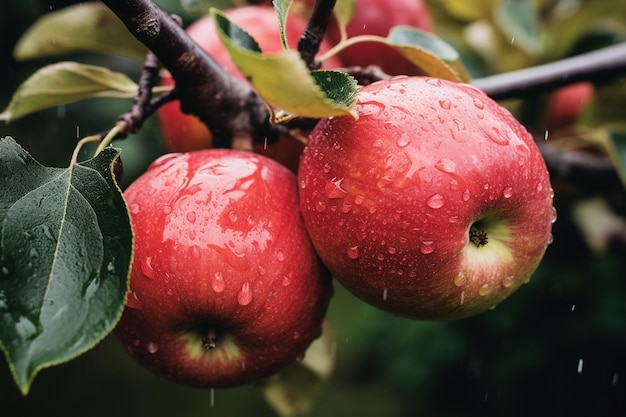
xmin=211 ymin=272 xmax=226 ymax=293
xmin=382 ymin=288 xmax=388 ymax=301
xmin=237 ymin=283 xmax=253 ymax=306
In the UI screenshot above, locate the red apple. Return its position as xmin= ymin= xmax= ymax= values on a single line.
xmin=313 ymin=0 xmax=433 ymax=75
xmin=546 ymin=81 xmax=594 ymax=131
xmin=298 ymin=76 xmax=556 ymax=320
xmin=157 ymin=4 xmax=342 ymax=167
xmin=115 ymin=149 xmax=333 ymax=388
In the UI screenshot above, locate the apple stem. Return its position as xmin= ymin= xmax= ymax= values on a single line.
xmin=469 ymin=225 xmax=489 ymax=247
xmin=202 ymin=328 xmax=220 ymax=350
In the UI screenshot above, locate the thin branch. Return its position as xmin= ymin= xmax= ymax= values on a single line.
xmin=472 ymin=42 xmax=626 ymax=100
xmin=298 ymin=0 xmax=337 ymax=69
xmin=100 ymin=0 xmax=278 ymax=148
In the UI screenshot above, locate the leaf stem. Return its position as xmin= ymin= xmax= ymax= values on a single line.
xmin=93 ymin=122 xmax=127 ymax=157
xmin=298 ymin=0 xmax=337 ymax=69
xmin=317 ymin=34 xmax=387 ymax=63
xmin=70 ymin=135 xmax=102 ymax=166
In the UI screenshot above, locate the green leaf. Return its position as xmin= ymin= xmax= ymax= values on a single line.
xmin=0 ymin=137 xmax=133 ymax=395
xmin=387 ymin=27 xmax=471 ymax=82
xmin=493 ymin=0 xmax=542 ymax=57
xmin=272 ymin=0 xmax=292 ymax=50
xmin=259 ymin=321 xmax=336 ymax=417
xmin=333 ymin=0 xmax=357 ymax=41
xmin=212 ymin=8 xmax=358 ymax=119
xmin=13 ymin=2 xmax=147 ymax=61
xmin=0 ymin=62 xmax=138 ymax=123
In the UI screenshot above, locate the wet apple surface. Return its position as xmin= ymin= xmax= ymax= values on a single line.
xmin=298 ymin=76 xmax=556 ymax=320
xmin=116 ymin=149 xmax=332 ymax=388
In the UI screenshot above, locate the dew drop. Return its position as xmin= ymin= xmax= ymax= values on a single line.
xmin=276 ymin=251 xmax=285 ymax=262
xmin=472 ymin=97 xmax=485 ymax=109
xmin=435 ymin=158 xmax=456 ymax=174
xmin=282 ymin=274 xmax=292 ymax=287
xmin=387 ymin=247 xmax=397 ymax=255
xmin=426 ymin=193 xmax=445 ymax=209
xmin=292 ymin=331 xmax=301 ymax=340
xmin=126 ymin=290 xmax=144 ymax=310
xmin=502 ymin=275 xmax=516 ymax=288
xmin=373 ymin=138 xmax=384 ymax=148
xmin=354 ymin=195 xmax=365 ymax=205
xmin=550 ymin=207 xmax=558 ymax=224
xmin=346 ymin=246 xmax=360 ymax=259
xmin=426 ymin=78 xmax=443 ymax=87
xmin=324 ymin=178 xmax=347 ymax=199
xmin=129 ymin=203 xmax=140 ymax=215
xmin=162 ymin=205 xmax=172 ymax=215
xmin=419 ymin=241 xmax=435 ymax=254
xmin=237 ymin=283 xmax=252 ymax=306
xmin=341 ymin=202 xmax=352 ymax=213
xmin=188 ymin=230 xmax=196 ymax=241
xmin=377 ymin=253 xmax=385 ymax=261
xmin=211 ymin=272 xmax=226 ymax=293
xmin=186 ymin=211 xmax=197 ymax=224
xmin=487 ymin=127 xmax=510 ymax=146
xmin=462 ymin=189 xmax=471 ymax=202
xmin=315 ymin=201 xmax=327 ymax=212
xmin=478 ymin=283 xmax=491 ymax=296
xmin=397 ymin=133 xmax=411 ymax=147
xmin=503 ymin=186 xmax=514 ymax=198
xmin=146 ymin=341 xmax=159 ymax=354
xmin=438 ymin=99 xmax=451 ymax=110
xmin=228 ymin=210 xmax=238 ymax=223
xmin=166 ymin=288 xmax=174 ymax=296
xmin=257 ymin=266 xmax=266 ymax=276
xmin=141 ymin=257 xmax=156 ymax=279
xmin=454 ymin=273 xmax=467 ymax=287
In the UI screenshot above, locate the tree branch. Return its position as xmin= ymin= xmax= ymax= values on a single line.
xmin=298 ymin=0 xmax=337 ymax=69
xmin=472 ymin=42 xmax=626 ymax=100
xmin=100 ymin=0 xmax=278 ymax=148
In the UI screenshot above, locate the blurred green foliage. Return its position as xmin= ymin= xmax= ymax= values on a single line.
xmin=2 ymin=0 xmax=626 ymax=416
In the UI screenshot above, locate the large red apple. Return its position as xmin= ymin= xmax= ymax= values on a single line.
xmin=115 ymin=149 xmax=333 ymax=388
xmin=546 ymin=81 xmax=594 ymax=131
xmin=157 ymin=4 xmax=342 ymax=167
xmin=298 ymin=76 xmax=556 ymax=320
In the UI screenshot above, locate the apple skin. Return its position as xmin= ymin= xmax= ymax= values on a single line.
xmin=157 ymin=4 xmax=342 ymax=165
xmin=546 ymin=81 xmax=594 ymax=131
xmin=320 ymin=0 xmax=433 ymax=75
xmin=297 ymin=76 xmax=556 ymax=320
xmin=115 ymin=149 xmax=333 ymax=388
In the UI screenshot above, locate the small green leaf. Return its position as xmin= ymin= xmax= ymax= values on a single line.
xmin=272 ymin=0 xmax=292 ymax=50
xmin=13 ymin=2 xmax=147 ymax=61
xmin=0 ymin=137 xmax=133 ymax=395
xmin=387 ymin=27 xmax=471 ymax=82
xmin=212 ymin=8 xmax=358 ymax=119
xmin=259 ymin=321 xmax=336 ymax=417
xmin=0 ymin=62 xmax=138 ymax=123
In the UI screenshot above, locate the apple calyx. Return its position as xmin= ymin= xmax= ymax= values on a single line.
xmin=469 ymin=223 xmax=489 ymax=247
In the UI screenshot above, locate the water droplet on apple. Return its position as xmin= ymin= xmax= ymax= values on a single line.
xmin=346 ymin=246 xmax=360 ymax=259
xmin=146 ymin=341 xmax=159 ymax=354
xmin=322 ymin=163 xmax=331 ymax=173
xmin=315 ymin=201 xmax=327 ymax=212
xmin=341 ymin=202 xmax=352 ymax=213
xmin=478 ymin=283 xmax=491 ymax=296
xmin=483 ymin=183 xmax=490 ymax=191
xmin=387 ymin=247 xmax=397 ymax=255
xmin=377 ymin=253 xmax=385 ymax=261
xmin=257 ymin=266 xmax=266 ymax=276
xmin=503 ymin=186 xmax=514 ymax=198
xmin=373 ymin=138 xmax=384 ymax=148
xmin=354 ymin=195 xmax=365 ymax=205
xmin=426 ymin=78 xmax=443 ymax=87
xmin=449 ymin=215 xmax=459 ymax=223
xmin=324 ymin=178 xmax=347 ymax=199
xmin=550 ymin=207 xmax=558 ymax=224
xmin=397 ymin=133 xmax=411 ymax=147
xmin=462 ymin=189 xmax=471 ymax=202
xmin=369 ymin=206 xmax=377 ymax=214
xmin=129 ymin=203 xmax=140 ymax=215
xmin=186 ymin=211 xmax=196 ymax=224
xmin=166 ymin=288 xmax=173 ymax=296
xmin=299 ymin=179 xmax=306 ymax=189
xmin=487 ymin=127 xmax=510 ymax=146
xmin=502 ymin=275 xmax=516 ymax=288
xmin=126 ymin=290 xmax=144 ymax=310
xmin=435 ymin=158 xmax=456 ymax=174
xmin=438 ymin=99 xmax=451 ymax=110
xmin=276 ymin=251 xmax=285 ymax=262
xmin=419 ymin=241 xmax=435 ymax=254
xmin=237 ymin=283 xmax=252 ymax=306
xmin=292 ymin=331 xmax=301 ymax=340
xmin=454 ymin=273 xmax=467 ymax=287
xmin=518 ymin=157 xmax=525 ymax=166
xmin=228 ymin=210 xmax=238 ymax=223
xmin=132 ymin=339 xmax=141 ymax=347
xmin=188 ymin=229 xmax=196 ymax=241
xmin=426 ymin=193 xmax=445 ymax=209
xmin=547 ymin=233 xmax=554 ymax=244
xmin=162 ymin=205 xmax=172 ymax=215
xmin=282 ymin=273 xmax=292 ymax=287
xmin=537 ymin=183 xmax=543 ymax=192
xmin=211 ymin=272 xmax=225 ymax=293
xmin=141 ymin=257 xmax=156 ymax=279
xmin=472 ymin=97 xmax=485 ymax=109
